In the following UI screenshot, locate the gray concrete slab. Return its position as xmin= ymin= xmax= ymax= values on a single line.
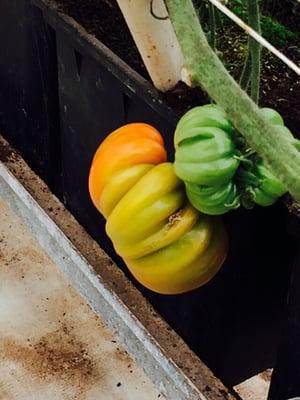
xmin=0 ymin=196 xmax=163 ymax=400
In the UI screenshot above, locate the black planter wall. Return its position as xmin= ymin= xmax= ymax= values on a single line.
xmin=0 ymin=0 xmax=61 ymax=193
xmin=0 ymin=0 xmax=298 ymax=397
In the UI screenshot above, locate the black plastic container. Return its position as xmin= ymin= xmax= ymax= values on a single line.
xmin=0 ymin=0 xmax=61 ymax=193
xmin=1 ymin=1 xmax=299 ymax=397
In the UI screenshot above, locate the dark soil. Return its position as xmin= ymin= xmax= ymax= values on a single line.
xmin=53 ymin=0 xmax=210 ymax=114
xmin=262 ymin=0 xmax=299 ymax=31
xmin=55 ymin=0 xmax=149 ymax=79
xmin=54 ymin=0 xmax=299 ymax=136
xmin=217 ymin=24 xmax=300 ymax=136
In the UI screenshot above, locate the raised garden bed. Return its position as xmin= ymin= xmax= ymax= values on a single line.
xmin=0 ymin=0 xmax=299 ymax=398
xmin=54 ymin=0 xmax=300 ymax=136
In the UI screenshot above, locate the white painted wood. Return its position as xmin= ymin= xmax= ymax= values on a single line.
xmin=115 ymin=0 xmax=183 ymax=90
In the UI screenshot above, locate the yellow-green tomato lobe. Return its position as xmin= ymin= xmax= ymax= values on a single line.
xmin=89 ymin=123 xmax=228 ymax=294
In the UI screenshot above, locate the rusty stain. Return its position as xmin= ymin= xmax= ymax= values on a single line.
xmin=0 ymin=326 xmax=100 ymax=386
xmin=259 ymin=369 xmax=272 ymax=382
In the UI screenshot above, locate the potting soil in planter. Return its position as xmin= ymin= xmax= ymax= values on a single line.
xmin=55 ymin=0 xmax=300 ymax=135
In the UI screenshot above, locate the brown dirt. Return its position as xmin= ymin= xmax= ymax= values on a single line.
xmin=55 ymin=0 xmax=148 ymax=78
xmin=1 ymin=326 xmax=99 ymax=383
xmin=52 ymin=0 xmax=210 ymax=113
xmin=0 ymin=141 xmax=14 ymax=163
xmin=260 ymin=48 xmax=300 ymax=137
xmin=218 ymin=24 xmax=300 ymax=137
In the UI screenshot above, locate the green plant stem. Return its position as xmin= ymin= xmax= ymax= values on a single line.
xmin=239 ymin=53 xmax=251 ymax=91
xmin=164 ymin=0 xmax=300 ymax=201
xmin=208 ymin=2 xmax=216 ymax=51
xmin=239 ymin=0 xmax=262 ymax=101
xmin=248 ymin=0 xmax=262 ymax=103
xmin=240 ymin=0 xmax=261 ymax=93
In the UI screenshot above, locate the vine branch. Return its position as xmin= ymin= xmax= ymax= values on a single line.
xmin=248 ymin=0 xmax=262 ymax=103
xmin=208 ymin=2 xmax=216 ymax=51
xmin=240 ymin=0 xmax=262 ymax=101
xmin=240 ymin=54 xmax=251 ymax=91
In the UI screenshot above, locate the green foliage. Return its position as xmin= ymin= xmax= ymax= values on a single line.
xmin=230 ymin=0 xmax=248 ymax=19
xmin=260 ymin=15 xmax=297 ymax=46
xmin=227 ymin=0 xmax=297 ymax=46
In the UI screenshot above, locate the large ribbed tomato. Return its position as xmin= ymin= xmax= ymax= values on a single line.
xmin=174 ymin=105 xmax=240 ymax=215
xmin=89 ymin=123 xmax=228 ymax=294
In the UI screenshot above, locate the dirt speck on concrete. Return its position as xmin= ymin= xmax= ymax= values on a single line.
xmin=260 ymin=369 xmax=272 ymax=382
xmin=1 ymin=325 xmax=100 ymax=384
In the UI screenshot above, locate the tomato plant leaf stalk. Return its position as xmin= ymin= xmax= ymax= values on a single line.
xmin=208 ymin=1 xmax=216 ymax=51
xmin=164 ymin=0 xmax=300 ymax=202
xmin=239 ymin=0 xmax=262 ymax=103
